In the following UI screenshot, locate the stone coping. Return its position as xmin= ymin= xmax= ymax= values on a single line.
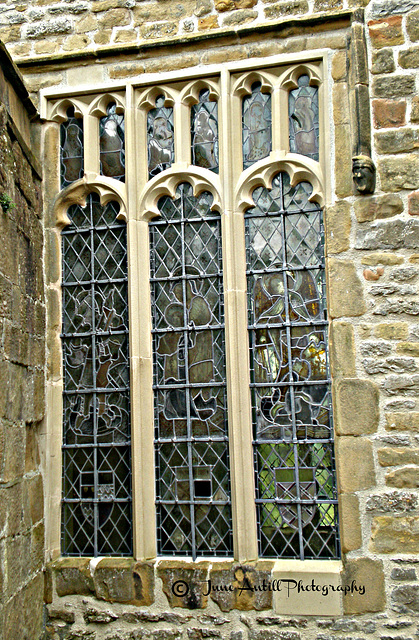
xmin=0 ymin=41 xmax=38 ymax=119
xmin=17 ymin=8 xmax=359 ymax=69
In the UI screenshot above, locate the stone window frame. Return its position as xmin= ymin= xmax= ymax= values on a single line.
xmin=41 ymin=50 xmax=334 ymax=564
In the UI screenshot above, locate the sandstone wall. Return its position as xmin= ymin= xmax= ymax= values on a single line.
xmin=0 ymin=43 xmax=45 ymax=640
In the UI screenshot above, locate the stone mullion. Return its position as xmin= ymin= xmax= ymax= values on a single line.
xmin=83 ymin=114 xmax=100 ymax=178
xmin=222 ymin=69 xmax=258 ymax=562
xmin=129 ymin=86 xmax=156 ymax=560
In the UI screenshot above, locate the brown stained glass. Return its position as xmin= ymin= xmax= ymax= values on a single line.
xmin=147 ymin=95 xmax=174 ymax=178
xmin=191 ymin=89 xmax=219 ymax=173
xmin=242 ymin=82 xmax=272 ymax=170
xmin=61 ymin=193 xmax=132 ymax=556
xmin=245 ymin=172 xmax=339 ymax=560
xmin=100 ymin=103 xmax=125 ymax=181
xmin=150 ymin=183 xmax=232 ymax=559
xmin=289 ymin=75 xmax=319 ymax=161
xmin=60 ymin=106 xmax=84 ymax=188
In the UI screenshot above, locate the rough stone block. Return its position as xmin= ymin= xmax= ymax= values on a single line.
xmin=53 ymin=558 xmax=94 ymax=597
xmin=407 ymin=8 xmax=419 ymax=41
xmin=198 ymin=15 xmax=219 ymax=29
xmin=370 ymin=515 xmax=419 ymax=553
xmin=133 ymin=562 xmax=155 ymax=606
xmin=391 ymin=567 xmax=417 ymax=581
xmin=222 ymin=9 xmax=257 ymax=26
xmin=264 ymin=0 xmax=308 ymax=19
xmin=366 ymin=491 xmax=418 ymax=512
xmin=368 ymin=15 xmax=404 ymax=48
xmin=331 ymin=50 xmax=347 ymax=81
xmin=339 ymin=494 xmax=362 ymax=552
xmin=94 ymin=558 xmax=150 ymax=605
xmin=325 ymin=201 xmax=350 ymax=253
xmin=378 ymin=154 xmax=419 ymax=192
xmin=3 ymin=573 xmax=44 ymax=640
xmin=372 ymin=48 xmax=395 ymax=74
xmin=373 ymin=99 xmax=406 ymax=129
xmin=391 ymin=584 xmax=419 ymax=613
xmin=335 ymin=437 xmax=375 ymax=493
xmin=327 ymin=259 xmax=366 ymax=318
xmin=379 ymin=447 xmax=419 ymax=466
xmin=408 ymin=191 xmax=419 ymax=216
xmin=385 ymin=466 xmax=419 ymax=488
xmin=335 ymin=379 xmax=379 ymax=435
xmin=373 ymin=75 xmax=416 ymax=99
xmin=375 ymin=128 xmax=419 ymax=155
xmin=342 ymin=558 xmax=385 ymax=613
xmin=334 ymin=124 xmax=352 ymax=197
xmin=354 ymin=194 xmax=403 ymax=222
xmin=329 ymin=321 xmax=356 ymax=378
xmin=158 ymin=561 xmax=209 ymax=609
xmin=385 ymin=412 xmax=419 ymax=431
xmin=210 ymin=563 xmax=273 ymax=611
xmin=411 ymin=96 xmax=419 ymax=123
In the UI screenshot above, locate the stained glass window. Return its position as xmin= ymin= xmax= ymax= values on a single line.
xmin=147 ymin=94 xmax=174 ymax=178
xmin=191 ymin=89 xmax=219 ymax=173
xmin=60 ymin=106 xmax=84 ymax=189
xmin=289 ymin=75 xmax=319 ymax=162
xmin=150 ymin=183 xmax=233 ymax=559
xmin=61 ymin=193 xmax=132 ymax=556
xmin=245 ymin=172 xmax=338 ymax=559
xmin=100 ymin=103 xmax=125 ymax=181
xmin=242 ymin=82 xmax=272 ymax=170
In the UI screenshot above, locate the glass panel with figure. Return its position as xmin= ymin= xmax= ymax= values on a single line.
xmin=61 ymin=193 xmax=132 ymax=556
xmin=150 ymin=183 xmax=233 ymax=559
xmin=245 ymin=172 xmax=339 ymax=560
xmin=100 ymin=103 xmax=125 ymax=181
xmin=289 ymin=75 xmax=319 ymax=161
xmin=60 ymin=107 xmax=84 ymax=189
xmin=191 ymin=89 xmax=219 ymax=173
xmin=147 ymin=95 xmax=174 ymax=178
xmin=242 ymin=82 xmax=272 ymax=170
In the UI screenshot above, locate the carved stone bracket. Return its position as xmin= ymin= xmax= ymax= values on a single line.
xmin=350 ymin=11 xmax=376 ymax=195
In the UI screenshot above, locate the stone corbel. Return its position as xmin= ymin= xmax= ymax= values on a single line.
xmin=350 ymin=11 xmax=376 ymax=195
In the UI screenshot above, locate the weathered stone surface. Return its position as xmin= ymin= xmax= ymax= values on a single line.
xmin=248 ymin=631 xmax=300 ymax=640
xmin=331 ymin=50 xmax=347 ymax=82
xmin=397 ymin=342 xmax=419 ymax=356
xmin=264 ymin=0 xmax=308 ymax=19
xmin=94 ymin=559 xmax=154 ymax=605
xmin=363 ymin=356 xmax=416 ymax=374
xmin=369 ymin=15 xmax=404 ymax=48
xmin=383 ymin=374 xmax=419 ymax=394
xmin=187 ymin=629 xmax=222 ymax=639
xmin=361 ymin=341 xmax=391 ymax=357
xmin=373 ymin=99 xmax=406 ymax=129
xmin=339 ymin=493 xmax=362 ymax=552
xmin=354 ymin=194 xmax=403 ymax=223
xmin=336 ymin=437 xmax=375 ymax=493
xmin=356 ymin=219 xmax=419 ymax=250
xmin=54 ymin=558 xmax=95 ymax=597
xmin=378 ymin=447 xmax=419 ymax=466
xmin=391 ymin=584 xmax=419 ymax=613
xmin=25 ymin=17 xmax=72 ymax=38
xmin=391 ymin=567 xmax=417 ymax=581
xmin=366 ymin=491 xmax=418 ymax=512
xmin=375 ymin=323 xmax=409 ymax=339
xmin=370 ymin=516 xmax=419 ymax=553
xmin=198 ymin=16 xmax=219 ymax=29
xmin=407 ymin=8 xmax=419 ymax=41
xmin=158 ymin=561 xmax=209 ymax=609
xmin=386 ymin=466 xmax=419 ymax=488
xmin=194 ymin=0 xmax=212 ymax=16
xmin=84 ymin=606 xmax=118 ymax=624
xmin=327 ymin=259 xmax=366 ymax=318
xmin=362 ymin=253 xmax=404 ymax=266
xmin=335 ymin=379 xmax=379 ymax=435
xmin=334 ymin=123 xmax=352 ymax=197
xmin=342 ymin=558 xmax=385 ymax=613
xmin=222 ymin=9 xmax=257 ymax=26
xmin=399 ymin=46 xmax=419 ymax=69
xmin=329 ymin=321 xmax=356 ymax=378
xmin=375 ymin=128 xmax=419 ymax=154
xmin=210 ymin=564 xmax=273 ymax=612
xmin=371 ymin=48 xmax=395 ymax=74
xmin=373 ymin=75 xmax=416 ymax=99
xmin=47 ymin=606 xmax=76 ymax=624
xmin=325 ymin=201 xmax=350 ymax=253
xmin=370 ymin=0 xmax=418 ymax=18
xmin=408 ymin=191 xmax=419 ymax=216
xmin=386 ymin=412 xmax=419 ymax=432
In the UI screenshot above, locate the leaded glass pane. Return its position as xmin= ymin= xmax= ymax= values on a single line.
xmin=61 ymin=193 xmax=132 ymax=556
xmin=60 ymin=107 xmax=84 ymax=189
xmin=100 ymin=103 xmax=125 ymax=181
xmin=242 ymin=82 xmax=272 ymax=170
xmin=245 ymin=172 xmax=339 ymax=560
xmin=147 ymin=94 xmax=174 ymax=178
xmin=191 ymin=89 xmax=219 ymax=173
xmin=150 ymin=183 xmax=233 ymax=559
xmin=289 ymin=75 xmax=319 ymax=161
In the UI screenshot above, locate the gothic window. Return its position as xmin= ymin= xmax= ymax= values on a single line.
xmin=47 ymin=58 xmax=338 ymax=562
xmin=61 ymin=193 xmax=132 ymax=555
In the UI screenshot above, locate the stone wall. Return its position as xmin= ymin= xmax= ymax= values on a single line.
xmin=0 ymin=44 xmax=45 ymax=640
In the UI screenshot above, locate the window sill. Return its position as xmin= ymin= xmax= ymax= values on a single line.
xmin=45 ymin=557 xmax=344 ymax=616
